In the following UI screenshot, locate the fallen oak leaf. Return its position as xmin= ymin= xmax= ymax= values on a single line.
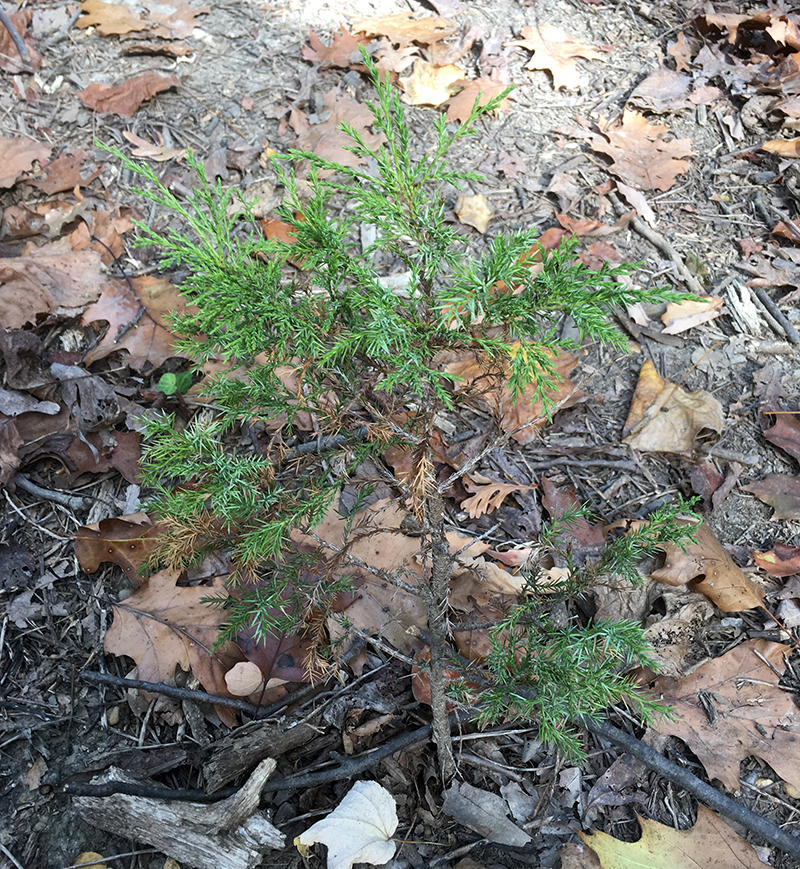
xmin=589 ymin=110 xmax=694 ymax=192
xmin=445 ymin=69 xmax=510 ymax=123
xmin=104 ymin=570 xmax=243 ymax=723
xmin=81 ymin=276 xmax=194 ymax=370
xmin=0 ymin=8 xmax=41 ymax=72
xmin=509 ymin=24 xmax=604 ymax=90
xmin=762 ymin=411 xmax=800 ymax=463
xmin=76 ymin=0 xmax=148 ymax=35
xmin=579 ymin=805 xmax=774 ymax=869
xmin=23 ymin=149 xmax=102 ymax=195
xmin=461 ymin=479 xmax=538 ymax=519
xmin=303 ymin=24 xmax=368 ymax=68
xmin=651 ymin=520 xmax=764 ymax=612
xmin=650 ymin=639 xmax=799 ymax=791
xmin=74 ymin=513 xmax=163 ymax=586
xmin=296 ymin=781 xmax=398 ymax=869
xmin=78 ymin=72 xmax=181 ymax=118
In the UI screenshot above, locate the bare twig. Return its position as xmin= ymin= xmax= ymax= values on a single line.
xmin=607 ymin=192 xmax=705 ymax=295
xmin=0 ymin=7 xmax=30 ymax=68
xmin=13 ymin=474 xmax=92 ymax=511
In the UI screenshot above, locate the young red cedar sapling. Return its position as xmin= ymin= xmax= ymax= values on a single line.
xmin=102 ymin=48 xmax=696 ymax=783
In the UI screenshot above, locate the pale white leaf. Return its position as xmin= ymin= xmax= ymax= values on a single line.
xmin=295 ymin=781 xmax=398 ymax=869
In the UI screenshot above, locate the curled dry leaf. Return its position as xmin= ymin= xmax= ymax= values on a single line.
xmin=651 ymin=639 xmax=799 ymax=791
xmin=660 ymin=296 xmax=724 ymax=334
xmin=398 ymin=61 xmax=464 ymax=106
xmin=78 ymin=72 xmax=181 ymax=118
xmin=509 ymin=24 xmax=604 ymax=90
xmin=622 ymin=359 xmax=724 ymax=456
xmin=579 ymin=805 xmax=772 ymax=869
xmin=589 ymin=110 xmax=694 ymax=192
xmin=295 ymin=781 xmax=398 ymax=869
xmin=454 ymin=193 xmax=493 ymax=233
xmin=651 ymin=520 xmax=764 ymax=612
xmin=761 ymin=137 xmax=800 ymax=157
xmin=122 ymin=131 xmax=187 ymax=162
xmin=224 ymin=661 xmax=265 ymax=696
xmin=0 ymin=9 xmax=42 ymax=72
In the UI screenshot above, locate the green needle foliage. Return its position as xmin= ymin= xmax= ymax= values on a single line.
xmin=105 ymin=49 xmax=695 ymax=771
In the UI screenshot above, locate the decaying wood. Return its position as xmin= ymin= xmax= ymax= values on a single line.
xmin=202 ymin=720 xmax=320 ymax=793
xmin=74 ymin=759 xmax=284 ymax=869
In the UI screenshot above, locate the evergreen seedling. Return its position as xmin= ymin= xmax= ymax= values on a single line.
xmin=105 ymin=49 xmax=695 ymax=780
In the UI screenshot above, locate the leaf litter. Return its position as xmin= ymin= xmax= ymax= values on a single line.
xmin=6 ymin=0 xmax=800 ymax=865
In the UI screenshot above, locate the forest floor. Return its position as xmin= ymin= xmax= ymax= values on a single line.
xmin=2 ymin=0 xmax=800 ymax=867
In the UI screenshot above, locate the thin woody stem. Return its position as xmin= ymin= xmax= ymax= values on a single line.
xmin=425 ymin=484 xmax=456 ymax=784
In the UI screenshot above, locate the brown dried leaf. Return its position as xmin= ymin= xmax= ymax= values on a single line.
xmin=509 ymin=24 xmax=604 ymax=90
xmin=541 ymin=475 xmax=606 ymax=559
xmin=350 ymin=12 xmax=456 ymax=46
xmin=753 ymin=542 xmax=800 ymax=577
xmin=668 ymin=32 xmax=694 ymax=73
xmin=121 ymin=42 xmax=194 ymax=57
xmin=104 ymin=571 xmax=242 ymax=708
xmin=0 ymin=9 xmax=42 ymax=72
xmin=760 ymin=136 xmax=800 ymax=157
xmin=81 ymin=276 xmax=193 ymax=370
xmin=628 ymin=67 xmax=690 ymax=114
xmin=741 ymin=474 xmax=800 ymax=520
xmin=0 ymin=137 xmax=52 ymax=189
xmin=78 ymin=72 xmax=180 ymax=118
xmin=398 ymin=61 xmax=463 ymax=106
xmin=589 ymin=110 xmax=694 ymax=192
xmin=146 ymin=0 xmax=208 ymax=40
xmin=622 ymin=359 xmax=724 ymax=456
xmin=76 ymin=0 xmax=148 ymax=35
xmin=23 ymin=150 xmax=102 ymax=195
xmin=0 ymin=248 xmax=106 ymax=329
xmin=443 ymin=347 xmax=583 ymax=445
xmin=122 ymin=131 xmax=187 ymax=162
xmin=290 ymin=89 xmax=386 ymax=169
xmin=762 ymin=412 xmax=800 ymax=462
xmin=445 ymin=69 xmax=510 ymax=123
xmin=651 ymin=639 xmax=799 ymax=791
xmin=461 ymin=479 xmax=538 ymax=519
xmin=651 ymin=521 xmax=764 ymax=612
xmin=75 ymin=513 xmax=163 ymax=586
xmin=303 ymin=24 xmax=368 ymax=68
xmin=660 ymin=296 xmax=724 ymax=334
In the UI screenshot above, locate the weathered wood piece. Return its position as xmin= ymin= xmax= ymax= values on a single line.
xmin=74 ymin=759 xmax=284 ymax=869
xmin=202 ymin=720 xmax=319 ymax=793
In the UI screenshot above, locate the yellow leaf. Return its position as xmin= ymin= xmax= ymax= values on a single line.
xmin=454 ymin=193 xmax=493 ymax=233
xmin=398 ymin=61 xmax=463 ymax=106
